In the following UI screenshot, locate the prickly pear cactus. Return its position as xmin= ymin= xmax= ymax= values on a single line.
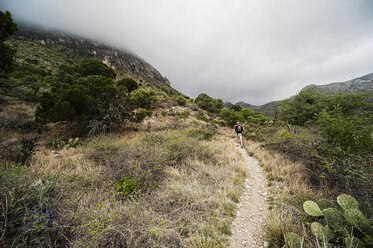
xmin=322 ymin=208 xmax=345 ymax=232
xmin=311 ymin=222 xmax=333 ymax=241
xmin=345 ymin=209 xmax=371 ymax=230
xmin=337 ymin=194 xmax=358 ymax=211
xmin=317 ymin=199 xmax=333 ymax=210
xmin=303 ymin=200 xmax=323 ymax=217
xmin=285 ymin=233 xmax=302 ymax=248
xmin=345 ymin=236 xmax=363 ymax=248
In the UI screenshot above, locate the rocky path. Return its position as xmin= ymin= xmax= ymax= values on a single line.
xmin=229 ymin=143 xmax=269 ymax=248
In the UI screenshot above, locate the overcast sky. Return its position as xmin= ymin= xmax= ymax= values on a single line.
xmin=2 ymin=0 xmax=373 ymax=105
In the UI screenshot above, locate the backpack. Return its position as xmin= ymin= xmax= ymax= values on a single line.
xmin=236 ymin=125 xmax=242 ymax=133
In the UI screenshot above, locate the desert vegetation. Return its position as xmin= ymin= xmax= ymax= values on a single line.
xmin=0 ymin=11 xmax=250 ymax=248
xmin=243 ymin=88 xmax=373 ymax=247
xmin=2 ymin=9 xmax=373 ymax=248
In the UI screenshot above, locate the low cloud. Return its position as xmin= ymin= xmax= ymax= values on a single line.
xmin=2 ymin=0 xmax=373 ymax=104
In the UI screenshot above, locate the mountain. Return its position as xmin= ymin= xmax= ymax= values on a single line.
xmin=303 ymin=72 xmax=373 ymax=95
xmin=10 ymin=23 xmax=179 ymax=95
xmin=236 ymin=72 xmax=373 ymax=118
xmin=236 ymin=101 xmax=281 ymax=118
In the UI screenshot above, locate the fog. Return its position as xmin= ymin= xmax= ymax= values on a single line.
xmin=2 ymin=0 xmax=373 ymax=104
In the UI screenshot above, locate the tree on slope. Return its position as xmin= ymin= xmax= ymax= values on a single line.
xmin=0 ymin=10 xmax=18 ymax=78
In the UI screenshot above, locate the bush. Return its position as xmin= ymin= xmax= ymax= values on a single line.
xmin=134 ymin=109 xmax=152 ymax=123
xmin=195 ymin=93 xmax=224 ymax=113
xmin=280 ymin=88 xmax=326 ymax=126
xmin=35 ymin=59 xmax=140 ymax=134
xmin=46 ymin=137 xmax=79 ymax=150
xmin=176 ymin=96 xmax=187 ymax=106
xmin=219 ymin=108 xmax=244 ymax=126
xmin=316 ymin=108 xmax=372 ymax=153
xmin=177 ymin=111 xmax=189 ymax=119
xmin=0 ymin=164 xmax=70 ymax=247
xmin=114 ymin=177 xmax=141 ymax=197
xmin=230 ymin=104 xmax=242 ymax=111
xmin=19 ymin=136 xmax=39 ymax=164
xmin=117 ymin=78 xmax=138 ymax=92
xmin=75 ymin=58 xmax=116 ymax=79
xmin=129 ymin=89 xmax=157 ymax=109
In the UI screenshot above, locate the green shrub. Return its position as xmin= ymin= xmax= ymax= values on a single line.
xmin=177 ymin=111 xmax=189 ymax=119
xmin=134 ymin=109 xmax=152 ymax=123
xmin=195 ymin=111 xmax=210 ymax=122
xmin=129 ymin=89 xmax=157 ymax=109
xmin=35 ymin=59 xmax=141 ymax=134
xmin=19 ymin=136 xmax=39 ymax=164
xmin=176 ymin=96 xmax=187 ymax=106
xmin=117 ymin=78 xmax=138 ymax=92
xmin=188 ymin=126 xmax=216 ymax=141
xmin=75 ymin=58 xmax=116 ymax=79
xmin=219 ymin=108 xmax=244 ymax=126
xmin=316 ymin=107 xmax=372 ymax=153
xmin=195 ymin=93 xmax=224 ymax=113
xmin=0 ymin=164 xmax=70 ymax=247
xmin=0 ymin=10 xmax=18 ymax=78
xmin=46 ymin=137 xmax=79 ymax=150
xmin=230 ymin=104 xmax=242 ymax=111
xmin=114 ymin=177 xmax=141 ymax=197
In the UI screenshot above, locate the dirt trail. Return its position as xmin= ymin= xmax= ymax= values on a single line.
xmin=229 ymin=142 xmax=269 ymax=248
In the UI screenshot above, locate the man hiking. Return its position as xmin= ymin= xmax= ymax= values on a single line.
xmin=234 ymin=122 xmax=244 ymax=148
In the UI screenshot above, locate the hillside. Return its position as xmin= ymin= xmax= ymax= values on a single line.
xmin=303 ymin=72 xmax=373 ymax=95
xmin=236 ymin=101 xmax=281 ymax=118
xmin=8 ymin=23 xmax=180 ymax=96
xmin=235 ymin=72 xmax=373 ymax=118
xmin=1 ymin=17 xmax=373 ymax=248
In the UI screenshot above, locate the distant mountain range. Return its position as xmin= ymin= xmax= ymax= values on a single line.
xmin=303 ymin=72 xmax=373 ymax=94
xmin=234 ymin=72 xmax=373 ymax=118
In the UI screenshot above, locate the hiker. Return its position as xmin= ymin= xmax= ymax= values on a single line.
xmin=234 ymin=122 xmax=244 ymax=148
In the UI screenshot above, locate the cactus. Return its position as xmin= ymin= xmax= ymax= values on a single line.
xmin=322 ymin=208 xmax=345 ymax=232
xmin=337 ymin=194 xmax=358 ymax=211
xmin=285 ymin=233 xmax=302 ymax=248
xmin=303 ymin=200 xmax=323 ymax=217
xmin=317 ymin=199 xmax=334 ymax=210
xmin=311 ymin=222 xmax=333 ymax=241
xmin=345 ymin=236 xmax=364 ymax=248
xmin=345 ymin=209 xmax=370 ymax=231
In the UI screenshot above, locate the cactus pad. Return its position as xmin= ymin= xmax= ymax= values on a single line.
xmin=317 ymin=199 xmax=334 ymax=210
xmin=285 ymin=233 xmax=302 ymax=248
xmin=311 ymin=222 xmax=333 ymax=241
xmin=344 ymin=236 xmax=363 ymax=248
xmin=337 ymin=194 xmax=358 ymax=211
xmin=303 ymin=200 xmax=323 ymax=217
xmin=322 ymin=208 xmax=345 ymax=231
xmin=345 ymin=209 xmax=370 ymax=230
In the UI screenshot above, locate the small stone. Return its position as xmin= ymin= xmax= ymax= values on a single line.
xmin=263 ymin=241 xmax=270 ymax=248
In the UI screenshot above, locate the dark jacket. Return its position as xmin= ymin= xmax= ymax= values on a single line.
xmin=235 ymin=125 xmax=243 ymax=133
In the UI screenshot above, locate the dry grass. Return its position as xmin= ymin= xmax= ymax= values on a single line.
xmin=5 ymin=128 xmax=247 ymax=247
xmin=244 ymin=139 xmax=318 ymax=247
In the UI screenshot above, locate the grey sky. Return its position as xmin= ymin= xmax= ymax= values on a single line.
xmin=2 ymin=0 xmax=373 ymax=105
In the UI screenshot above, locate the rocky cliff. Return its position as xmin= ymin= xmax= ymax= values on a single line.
xmin=13 ymin=23 xmax=171 ymax=86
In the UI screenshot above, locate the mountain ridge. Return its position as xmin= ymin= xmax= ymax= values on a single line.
xmin=235 ymin=72 xmax=373 ymax=118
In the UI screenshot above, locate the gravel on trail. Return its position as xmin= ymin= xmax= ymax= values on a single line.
xmin=229 ymin=144 xmax=269 ymax=248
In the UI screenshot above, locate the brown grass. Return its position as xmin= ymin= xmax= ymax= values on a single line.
xmin=20 ymin=128 xmax=247 ymax=247
xmin=244 ymin=139 xmax=318 ymax=247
